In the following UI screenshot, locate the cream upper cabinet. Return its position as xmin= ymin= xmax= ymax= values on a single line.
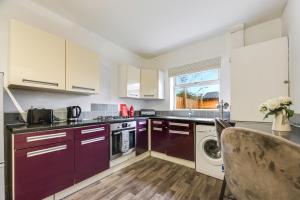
xmin=140 ymin=69 xmax=164 ymax=99
xmin=9 ymin=20 xmax=66 ymax=90
xmin=231 ymin=37 xmax=289 ymax=122
xmin=66 ymin=40 xmax=100 ymax=94
xmin=119 ymin=65 xmax=140 ymax=98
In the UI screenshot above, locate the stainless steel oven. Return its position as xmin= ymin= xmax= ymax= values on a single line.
xmin=110 ymin=121 xmax=136 ymax=160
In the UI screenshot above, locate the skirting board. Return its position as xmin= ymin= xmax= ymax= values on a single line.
xmin=52 ymin=151 xmax=150 ymax=200
xmin=150 ymin=151 xmax=195 ymax=169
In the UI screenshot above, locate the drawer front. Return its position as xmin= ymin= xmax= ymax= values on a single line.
xmin=151 ymin=120 xmax=165 ymax=134
xmin=137 ymin=119 xmax=148 ymax=128
xmin=75 ymin=135 xmax=109 ymax=183
xmin=74 ymin=124 xmax=108 ymax=140
xmin=167 ymin=121 xmax=194 ymax=133
xmin=14 ymin=129 xmax=73 ymax=150
xmin=14 ymin=141 xmax=74 ymax=200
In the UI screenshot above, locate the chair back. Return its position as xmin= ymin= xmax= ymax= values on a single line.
xmin=215 ymin=118 xmax=232 ymax=150
xmin=221 ymin=127 xmax=300 ymax=200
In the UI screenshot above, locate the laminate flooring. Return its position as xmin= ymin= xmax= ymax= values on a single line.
xmin=64 ymin=157 xmax=225 ymax=200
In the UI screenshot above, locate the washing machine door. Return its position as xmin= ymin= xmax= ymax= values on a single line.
xmin=201 ymin=135 xmax=222 ymax=165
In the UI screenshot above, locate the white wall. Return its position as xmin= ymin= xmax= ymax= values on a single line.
xmin=245 ymin=18 xmax=282 ymax=45
xmin=143 ymin=18 xmax=283 ymax=111
xmin=282 ymin=0 xmax=300 ymax=113
xmin=0 ymin=0 xmax=146 ymax=112
xmin=143 ymin=34 xmax=231 ymax=110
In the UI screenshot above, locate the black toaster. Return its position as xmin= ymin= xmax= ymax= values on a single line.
xmin=27 ymin=108 xmax=54 ymax=125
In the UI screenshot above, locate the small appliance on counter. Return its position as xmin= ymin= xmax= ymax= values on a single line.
xmin=67 ymin=106 xmax=81 ymax=122
xmin=139 ymin=109 xmax=156 ymax=117
xmin=27 ymin=108 xmax=54 ymax=125
xmin=120 ymin=104 xmax=128 ymax=118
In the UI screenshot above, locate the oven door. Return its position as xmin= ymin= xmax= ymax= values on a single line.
xmin=110 ymin=129 xmax=136 ymax=160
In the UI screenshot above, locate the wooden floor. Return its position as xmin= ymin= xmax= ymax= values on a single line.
xmin=64 ymin=157 xmax=224 ymax=200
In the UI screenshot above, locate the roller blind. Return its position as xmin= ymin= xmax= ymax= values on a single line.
xmin=168 ymin=57 xmax=221 ymax=77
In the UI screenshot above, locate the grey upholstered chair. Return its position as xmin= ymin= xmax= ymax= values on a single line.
xmin=221 ymin=127 xmax=300 ymax=200
xmin=215 ymin=118 xmax=232 ymax=150
xmin=215 ymin=118 xmax=233 ymax=200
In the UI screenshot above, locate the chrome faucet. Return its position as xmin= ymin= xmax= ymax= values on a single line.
xmin=188 ymin=108 xmax=192 ymax=118
xmin=217 ymin=100 xmax=229 ymax=119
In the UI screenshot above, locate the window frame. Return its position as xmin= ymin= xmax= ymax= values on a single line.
xmin=172 ymin=68 xmax=220 ymax=110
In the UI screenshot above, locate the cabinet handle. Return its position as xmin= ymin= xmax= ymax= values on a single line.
xmin=153 ymin=121 xmax=162 ymax=125
xmin=153 ymin=127 xmax=162 ymax=131
xmin=81 ymin=127 xmax=105 ymax=134
xmin=27 ymin=144 xmax=67 ymax=158
xmin=81 ymin=136 xmax=105 ymax=145
xmin=139 ymin=128 xmax=147 ymax=132
xmin=169 ymin=130 xmax=189 ymax=135
xmin=72 ymin=85 xmax=95 ymax=92
xmin=128 ymin=93 xmax=139 ymax=97
xmin=169 ymin=122 xmax=189 ymax=127
xmin=139 ymin=121 xmax=147 ymax=125
xmin=27 ymin=132 xmax=66 ymax=142
xmin=143 ymin=94 xmax=155 ymax=97
xmin=22 ymin=79 xmax=59 ymax=87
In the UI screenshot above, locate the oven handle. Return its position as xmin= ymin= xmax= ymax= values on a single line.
xmin=112 ymin=131 xmax=121 ymax=135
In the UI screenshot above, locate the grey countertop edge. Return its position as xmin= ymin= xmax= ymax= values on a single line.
xmin=6 ymin=116 xmax=217 ymax=134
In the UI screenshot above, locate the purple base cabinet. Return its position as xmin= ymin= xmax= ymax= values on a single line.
xmin=74 ymin=125 xmax=109 ymax=183
xmin=136 ymin=119 xmax=148 ymax=155
xmin=151 ymin=120 xmax=167 ymax=153
xmin=14 ymin=141 xmax=75 ymax=200
xmin=166 ymin=121 xmax=195 ymax=161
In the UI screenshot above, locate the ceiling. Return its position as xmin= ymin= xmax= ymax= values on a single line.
xmin=30 ymin=0 xmax=287 ymax=58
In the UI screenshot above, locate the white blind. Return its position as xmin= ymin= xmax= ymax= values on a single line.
xmin=168 ymin=57 xmax=221 ymax=77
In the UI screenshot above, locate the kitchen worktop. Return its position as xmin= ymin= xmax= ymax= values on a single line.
xmin=6 ymin=117 xmax=148 ymax=134
xmin=6 ymin=116 xmax=217 ymax=134
xmin=236 ymin=121 xmax=300 ymax=145
xmin=150 ymin=115 xmax=216 ymax=125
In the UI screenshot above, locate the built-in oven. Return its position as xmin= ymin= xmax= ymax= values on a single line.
xmin=110 ymin=121 xmax=136 ymax=160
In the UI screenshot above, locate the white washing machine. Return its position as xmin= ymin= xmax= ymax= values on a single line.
xmin=196 ymin=125 xmax=224 ymax=180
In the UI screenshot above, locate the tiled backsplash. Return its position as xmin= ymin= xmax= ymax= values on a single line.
xmin=155 ymin=110 xmax=230 ymax=119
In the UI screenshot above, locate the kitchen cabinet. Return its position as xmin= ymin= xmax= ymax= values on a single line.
xmin=151 ymin=119 xmax=167 ymax=153
xmin=140 ymin=69 xmax=164 ymax=99
xmin=231 ymin=37 xmax=289 ymax=122
xmin=14 ymin=135 xmax=74 ymax=200
xmin=136 ymin=119 xmax=148 ymax=155
xmin=119 ymin=65 xmax=140 ymax=98
xmin=74 ymin=125 xmax=109 ymax=183
xmin=66 ymin=40 xmax=100 ymax=94
xmin=9 ymin=19 xmax=66 ymax=90
xmin=166 ymin=121 xmax=195 ymax=161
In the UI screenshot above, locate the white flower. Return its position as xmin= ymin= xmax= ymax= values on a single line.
xmin=266 ymin=99 xmax=280 ymax=111
xmin=278 ymin=96 xmax=292 ymax=105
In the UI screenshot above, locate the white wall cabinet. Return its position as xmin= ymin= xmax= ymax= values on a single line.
xmin=140 ymin=69 xmax=164 ymax=99
xmin=119 ymin=65 xmax=140 ymax=98
xmin=66 ymin=41 xmax=100 ymax=94
xmin=231 ymin=37 xmax=289 ymax=122
xmin=8 ymin=20 xmax=100 ymax=94
xmin=9 ymin=20 xmax=66 ymax=90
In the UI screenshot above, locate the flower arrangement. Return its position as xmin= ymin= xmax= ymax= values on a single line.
xmin=259 ymin=97 xmax=294 ymax=119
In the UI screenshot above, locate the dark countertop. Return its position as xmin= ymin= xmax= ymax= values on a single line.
xmin=151 ymin=115 xmax=215 ymax=125
xmin=236 ymin=121 xmax=300 ymax=145
xmin=6 ymin=117 xmax=149 ymax=134
xmin=6 ymin=115 xmax=216 ymax=134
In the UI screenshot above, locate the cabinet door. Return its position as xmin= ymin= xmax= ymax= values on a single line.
xmin=75 ymin=135 xmax=109 ymax=183
xmin=136 ymin=120 xmax=148 ymax=155
xmin=74 ymin=125 xmax=109 ymax=183
xmin=167 ymin=121 xmax=195 ymax=161
xmin=9 ymin=20 xmax=66 ymax=90
xmin=141 ymin=69 xmax=158 ymax=99
xmin=66 ymin=40 xmax=100 ymax=94
xmin=127 ymin=65 xmax=140 ymax=98
xmin=14 ymin=141 xmax=74 ymax=200
xmin=151 ymin=120 xmax=167 ymax=153
xmin=231 ymin=37 xmax=289 ymax=122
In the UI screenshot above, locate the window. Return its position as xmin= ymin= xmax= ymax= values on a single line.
xmin=174 ymin=69 xmax=220 ymax=110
